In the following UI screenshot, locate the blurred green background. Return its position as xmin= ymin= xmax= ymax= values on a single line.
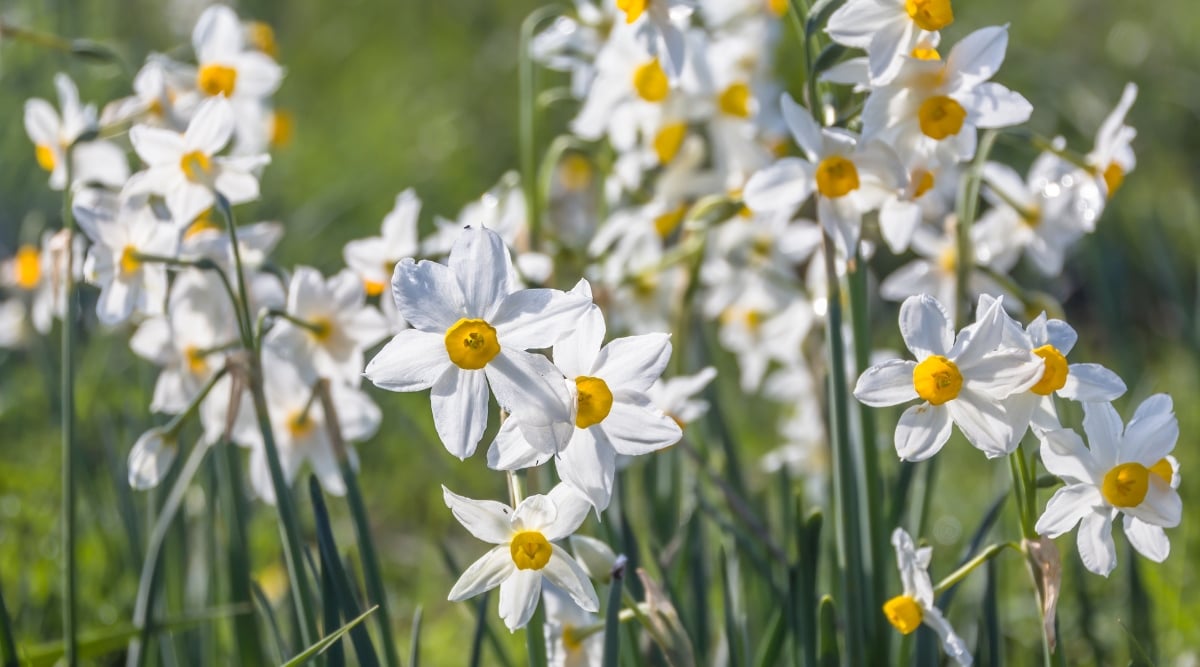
xmin=0 ymin=0 xmax=1197 ymax=664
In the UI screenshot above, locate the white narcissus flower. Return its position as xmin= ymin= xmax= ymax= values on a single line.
xmin=544 ymin=586 xmax=603 ymax=667
xmin=190 ymin=5 xmax=283 ymax=104
xmin=1036 ymin=397 xmax=1182 ymax=577
xmin=74 ymin=201 xmax=178 ymax=326
xmin=365 ymin=226 xmax=591 ymax=459
xmin=444 ymin=484 xmax=599 ymax=631
xmin=1087 ymin=82 xmax=1137 ymax=197
xmin=826 ymin=0 xmax=954 ymax=85
xmin=862 ymin=26 xmax=1032 ymax=164
xmin=977 ymin=294 xmax=1125 ymax=444
xmin=127 ymin=427 xmax=179 ymax=490
xmin=128 ymin=96 xmax=270 ymax=226
xmin=344 ymin=189 xmax=421 ymax=329
xmin=743 ymin=93 xmax=905 ymax=254
xmin=883 ymin=528 xmax=972 ymax=666
xmin=853 ymin=294 xmax=1044 ymax=460
xmin=615 ymin=0 xmax=693 ymax=79
xmin=488 ymin=282 xmax=682 ymax=511
xmin=24 ymin=73 xmax=129 ymax=191
xmin=0 ymin=300 xmax=29 ymax=349
xmin=266 ymin=267 xmax=390 ymax=387
xmin=647 ymin=366 xmax=717 ymax=429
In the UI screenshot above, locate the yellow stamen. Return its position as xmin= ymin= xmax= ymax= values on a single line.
xmin=911 ymin=46 xmax=941 ymax=61
xmin=616 ymin=0 xmax=648 ymax=23
xmin=14 ymin=245 xmax=42 ymax=290
xmin=1102 ymin=462 xmax=1149 ymax=508
xmin=905 ymin=0 xmax=954 ymax=32
xmin=183 ymin=345 xmax=209 ymax=375
xmin=120 ymin=246 xmax=142 ymax=276
xmin=632 ymin=58 xmax=669 ymax=103
xmin=653 ymin=204 xmax=688 ymax=238
xmin=510 ymin=530 xmax=553 ymax=570
xmin=1102 ymin=162 xmax=1125 ymax=195
xmin=310 ymin=317 xmax=333 ymax=342
xmin=270 ymin=109 xmax=294 ymax=148
xmin=1150 ymin=458 xmax=1173 ymax=485
xmin=35 ymin=144 xmax=57 ymax=172
xmin=246 ymin=21 xmax=279 ymax=57
xmin=937 ymin=247 xmax=957 ymax=274
xmin=917 ymin=95 xmax=966 ymax=140
xmin=575 ymin=376 xmax=614 ymax=428
xmin=185 ymin=209 xmax=221 ymax=239
xmin=766 ymin=0 xmax=789 ymax=16
xmin=287 ymin=410 xmax=316 ymax=439
xmin=444 ymin=318 xmax=500 ymax=370
xmin=558 ymin=153 xmax=594 ymax=191
xmin=197 ymin=63 xmax=238 ymax=97
xmin=815 ymin=156 xmax=860 ymax=199
xmin=1030 ymin=345 xmax=1068 ymax=396
xmin=180 ymin=150 xmax=213 ymax=183
xmin=718 ymin=83 xmax=752 ymax=118
xmin=912 ymin=355 xmax=962 ymax=405
xmin=883 ymin=595 xmax=924 ymax=635
xmin=561 ymin=624 xmax=584 ymax=650
xmin=653 ymin=122 xmax=687 ymax=164
xmin=912 ymin=169 xmax=935 ymax=198
xmin=364 ymin=279 xmax=387 ymax=297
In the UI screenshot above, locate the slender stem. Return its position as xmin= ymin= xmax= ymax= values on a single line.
xmin=525 ymin=602 xmax=548 ymax=667
xmin=819 ymin=234 xmax=866 ymax=667
xmin=954 ymin=129 xmax=999 ymax=327
xmin=60 ymin=165 xmax=78 ymax=667
xmin=1008 ymin=453 xmax=1036 ymax=540
xmin=507 ymin=470 xmax=525 ymax=508
xmin=933 ymin=542 xmax=1020 ymax=594
xmin=519 ymin=7 xmax=561 ymax=250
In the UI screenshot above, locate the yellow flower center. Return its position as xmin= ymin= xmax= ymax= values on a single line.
xmin=287 ymin=410 xmax=316 ymax=439
xmin=270 ymin=109 xmax=294 ymax=148
xmin=718 ymin=83 xmax=752 ymax=118
xmin=905 ymin=0 xmax=954 ymax=32
xmin=558 ymin=153 xmax=594 ymax=191
xmin=197 ymin=63 xmax=238 ymax=97
xmin=444 ymin=318 xmax=500 ymax=370
xmin=185 ymin=209 xmax=221 ymax=238
xmin=310 ymin=317 xmax=333 ymax=342
xmin=632 ymin=58 xmax=670 ymax=103
xmin=1102 ymin=162 xmax=1125 ymax=195
xmin=883 ymin=595 xmax=924 ymax=635
xmin=180 ymin=150 xmax=213 ymax=183
xmin=14 ymin=245 xmax=42 ymax=289
xmin=364 ymin=279 xmax=387 ymax=297
xmin=912 ymin=169 xmax=935 ymax=198
xmin=617 ymin=0 xmax=648 ymax=23
xmin=510 ymin=530 xmax=553 ymax=570
xmin=120 ymin=246 xmax=142 ymax=276
xmin=575 ymin=376 xmax=614 ymax=428
xmin=35 ymin=144 xmax=57 ymax=172
xmin=1030 ymin=345 xmax=1068 ymax=396
xmin=654 ymin=204 xmax=688 ymax=238
xmin=654 ymin=122 xmax=688 ymax=164
xmin=561 ymin=625 xmax=584 ymax=651
xmin=911 ymin=46 xmax=941 ymax=61
xmin=766 ymin=0 xmax=789 ymax=16
xmin=184 ymin=345 xmax=208 ymax=375
xmin=1102 ymin=462 xmax=1150 ymax=508
xmin=912 ymin=355 xmax=962 ymax=405
xmin=1150 ymin=458 xmax=1173 ymax=484
xmin=815 ymin=156 xmax=860 ymax=199
xmin=917 ymin=95 xmax=966 ymax=140
xmin=937 ymin=247 xmax=957 ymax=273
xmin=246 ymin=21 xmax=279 ymax=57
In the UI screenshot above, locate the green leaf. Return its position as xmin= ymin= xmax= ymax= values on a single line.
xmin=408 ymin=606 xmax=422 ymax=667
xmin=280 ymin=606 xmax=379 ymax=667
xmin=601 ymin=556 xmax=628 ymax=667
xmin=817 ymin=596 xmax=839 ymax=667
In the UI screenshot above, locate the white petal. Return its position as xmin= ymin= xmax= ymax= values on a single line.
xmin=556 ymin=427 xmax=616 ymax=511
xmin=947 ymin=25 xmax=1009 ymax=88
xmin=364 ymin=329 xmax=447 ymax=392
xmin=431 ymin=366 xmax=489 ymax=459
xmin=230 ymin=52 xmax=284 ymax=97
xmin=129 ymin=125 xmax=186 ymax=166
xmin=947 ymin=389 xmax=1015 ymax=458
xmin=486 ymin=350 xmax=573 ymax=449
xmin=390 ymin=258 xmax=466 ymax=332
xmin=899 ymin=294 xmax=953 ymax=358
xmin=542 ymin=485 xmax=592 ymax=541
xmin=213 ymin=169 xmax=261 ymax=205
xmin=922 ymin=606 xmax=973 ymax=667
xmin=494 ymin=288 xmax=591 ymax=350
xmin=961 ymin=83 xmax=1032 ymax=129
xmin=96 ymin=277 xmax=137 ymax=325
xmin=781 ymin=93 xmax=824 ymax=160
xmin=486 ymin=419 xmax=551 ymax=471
xmin=1043 ymin=318 xmax=1078 ymax=354
xmin=1037 ymin=427 xmax=1100 ymax=484
xmin=1058 ymin=364 xmax=1125 ymax=403
xmin=513 ymin=494 xmax=558 ymax=532
xmin=193 ymin=5 xmax=243 ymax=61
xmin=127 ymin=429 xmax=177 ymax=490
xmin=1035 ymin=484 xmax=1100 ymax=538
xmin=962 ymin=350 xmax=1043 ymax=399
xmin=895 ymin=403 xmax=952 ymax=461
xmin=1122 ymin=478 xmax=1182 ymax=528
xmin=1123 ymin=394 xmax=1177 ymax=466
xmin=24 ymin=98 xmax=59 ymax=146
xmin=552 ymin=305 xmax=605 ymax=379
xmin=448 ymin=546 xmax=514 ymax=601
xmin=1081 ymin=401 xmax=1123 ymax=470
xmin=854 ymin=359 xmax=918 ymax=407
xmin=450 ymin=226 xmax=511 ymax=319
xmin=443 ymin=486 xmax=515 ymax=544
xmin=498 ymin=569 xmax=543 ymax=631
xmin=600 ymin=390 xmax=681 ymax=455
xmin=878 ymin=198 xmax=922 ymax=254
xmin=1076 ymin=509 xmax=1117 ymax=577
xmin=166 ymin=182 xmax=215 ymax=227
xmin=185 ymin=97 xmax=235 ymax=154
xmin=542 ymin=545 xmax=600 ymax=612
xmin=742 ymin=158 xmax=815 ymax=213
xmin=825 ymin=0 xmax=902 ymax=49
xmin=592 ymin=333 xmax=671 ymax=393
xmin=879 ymin=261 xmax=943 ymax=303
xmin=1123 ymin=515 xmax=1169 ymax=563
xmin=865 ymin=18 xmax=913 ymax=86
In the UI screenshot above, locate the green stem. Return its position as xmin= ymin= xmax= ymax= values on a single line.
xmin=60 ymin=163 xmax=78 ymax=667
xmin=954 ymin=129 xmax=999 ymax=327
xmin=933 ymin=542 xmax=1020 ymax=594
xmin=519 ymin=6 xmax=561 ymax=250
xmin=214 ymin=195 xmax=319 ymax=647
xmin=525 ymin=602 xmax=548 ymax=667
xmin=216 ymin=437 xmax=265 ymax=666
xmin=819 ymin=234 xmax=866 ymax=667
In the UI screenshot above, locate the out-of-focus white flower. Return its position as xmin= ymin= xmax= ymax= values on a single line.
xmin=0 ymin=300 xmax=29 ymax=348
xmin=647 ymin=366 xmax=717 ymax=428
xmin=266 ymin=267 xmax=389 ymax=387
xmin=883 ymin=528 xmax=972 ymax=665
xmin=489 ymin=282 xmax=681 ymax=511
xmin=74 ymin=200 xmax=178 ymax=326
xmin=344 ymin=189 xmax=421 ymax=330
xmin=128 ymin=96 xmax=269 ymax=226
xmin=717 ymin=284 xmax=814 ymax=392
xmin=700 ymin=210 xmax=820 ymax=318
xmin=826 ymin=0 xmax=953 ymax=85
xmin=188 ymin=6 xmax=283 ymax=117
xmin=365 ymin=226 xmax=590 ymax=459
xmin=616 ymin=0 xmax=694 ymax=79
xmin=24 ymin=73 xmax=129 ymax=191
xmin=1087 ymin=82 xmax=1137 ymax=197
xmin=444 ymin=484 xmax=599 ymax=631
xmin=101 ymin=58 xmax=179 ymax=128
xmin=127 ymin=426 xmax=179 ymax=490
xmin=1036 ymin=396 xmax=1182 ymax=576
xmin=853 ymin=294 xmax=1043 ymax=460
xmin=544 ymin=586 xmax=604 ymax=667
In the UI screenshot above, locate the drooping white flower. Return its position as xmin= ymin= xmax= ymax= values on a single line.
xmin=1087 ymin=82 xmax=1137 ymax=197
xmin=826 ymin=0 xmax=954 ymax=85
xmin=1036 ymin=396 xmax=1182 ymax=576
xmin=444 ymin=484 xmax=600 ymax=631
xmin=266 ymin=267 xmax=390 ymax=387
xmin=489 ymin=282 xmax=681 ymax=511
xmin=128 ymin=96 xmax=269 ymax=226
xmin=853 ymin=294 xmax=1043 ymax=460
xmin=74 ymin=200 xmax=179 ymax=326
xmin=883 ymin=528 xmax=972 ymax=666
xmin=365 ymin=226 xmax=591 ymax=459
xmin=24 ymin=73 xmax=129 ymax=191
xmin=127 ymin=427 xmax=179 ymax=491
